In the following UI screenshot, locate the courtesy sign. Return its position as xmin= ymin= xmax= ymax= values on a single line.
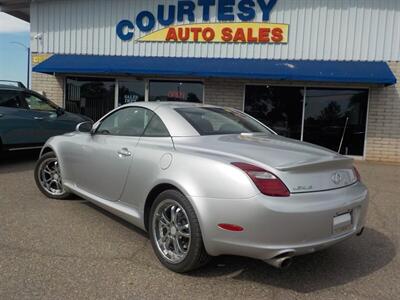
xmin=116 ymin=0 xmax=288 ymax=44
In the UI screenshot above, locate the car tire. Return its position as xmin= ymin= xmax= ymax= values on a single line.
xmin=149 ymin=189 xmax=210 ymax=273
xmin=34 ymin=151 xmax=71 ymax=200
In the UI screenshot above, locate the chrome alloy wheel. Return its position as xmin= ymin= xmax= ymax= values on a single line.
xmin=153 ymin=200 xmax=192 ymax=264
xmin=38 ymin=157 xmax=65 ymax=196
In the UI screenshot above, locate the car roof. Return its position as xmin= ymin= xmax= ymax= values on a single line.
xmin=158 ymin=101 xmax=219 ymax=109
xmin=122 ymin=101 xmax=220 ymax=110
xmin=0 ymin=85 xmax=50 ymax=98
xmin=0 ymin=85 xmax=27 ymax=92
xmin=113 ymin=102 xmax=225 ymax=137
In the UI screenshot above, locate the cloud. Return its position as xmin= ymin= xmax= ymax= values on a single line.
xmin=0 ymin=12 xmax=29 ymax=33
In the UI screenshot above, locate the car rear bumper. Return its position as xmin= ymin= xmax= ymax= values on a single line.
xmin=191 ymin=182 xmax=369 ymax=261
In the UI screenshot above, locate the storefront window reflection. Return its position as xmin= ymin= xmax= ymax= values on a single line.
xmin=245 ymin=85 xmax=368 ymax=156
xmin=244 ymin=85 xmax=304 ymax=139
xmin=303 ymin=89 xmax=368 ymax=156
xmin=66 ymin=77 xmax=115 ymax=121
xmin=149 ymin=81 xmax=203 ymax=102
xmin=118 ymin=80 xmax=145 ymax=106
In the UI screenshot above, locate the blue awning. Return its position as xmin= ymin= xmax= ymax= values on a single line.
xmin=33 ymin=55 xmax=397 ymax=86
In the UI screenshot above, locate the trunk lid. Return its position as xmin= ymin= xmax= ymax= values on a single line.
xmin=173 ymin=133 xmax=357 ymax=193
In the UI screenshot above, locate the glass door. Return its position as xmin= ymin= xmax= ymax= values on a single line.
xmin=244 ymin=85 xmax=304 ymax=139
xmin=244 ymin=85 xmax=369 ymax=157
xmin=303 ymin=88 xmax=368 ymax=156
xmin=66 ymin=77 xmax=116 ymax=121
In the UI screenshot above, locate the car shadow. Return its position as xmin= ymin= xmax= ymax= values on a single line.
xmin=190 ymin=227 xmax=396 ymax=293
xmin=82 ymin=201 xmax=149 ymax=238
xmin=74 ymin=198 xmax=396 ymax=293
xmin=0 ymin=150 xmax=40 ymax=174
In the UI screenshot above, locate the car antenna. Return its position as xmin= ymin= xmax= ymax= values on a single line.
xmin=338 ymin=116 xmax=349 ymax=153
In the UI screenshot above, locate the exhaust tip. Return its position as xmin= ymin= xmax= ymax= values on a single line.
xmin=279 ymin=257 xmax=293 ymax=269
xmin=265 ymin=254 xmax=294 ymax=269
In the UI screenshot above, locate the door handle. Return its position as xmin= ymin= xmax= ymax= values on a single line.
xmin=0 ymin=114 xmax=3 ymax=117
xmin=34 ymin=117 xmax=44 ymax=120
xmin=117 ymin=148 xmax=132 ymax=157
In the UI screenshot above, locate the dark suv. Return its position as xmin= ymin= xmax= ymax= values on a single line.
xmin=0 ymin=81 xmax=91 ymax=152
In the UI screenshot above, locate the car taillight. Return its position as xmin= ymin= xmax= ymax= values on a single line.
xmin=232 ymin=162 xmax=290 ymax=197
xmin=353 ymin=166 xmax=361 ymax=182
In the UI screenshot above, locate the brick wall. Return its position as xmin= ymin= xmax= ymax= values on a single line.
xmin=365 ymin=62 xmax=400 ymax=163
xmin=204 ymin=79 xmax=245 ymax=110
xmin=31 ymin=55 xmax=64 ymax=107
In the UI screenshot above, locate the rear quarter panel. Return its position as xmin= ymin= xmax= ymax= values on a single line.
xmin=164 ymin=151 xmax=259 ymax=199
xmin=122 ymin=142 xmax=259 ymax=214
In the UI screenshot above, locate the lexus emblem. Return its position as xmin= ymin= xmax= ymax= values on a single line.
xmin=331 ymin=172 xmax=342 ymax=185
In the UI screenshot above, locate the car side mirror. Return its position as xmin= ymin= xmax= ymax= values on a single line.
xmin=89 ymin=122 xmax=100 ymax=135
xmin=76 ymin=121 xmax=93 ymax=133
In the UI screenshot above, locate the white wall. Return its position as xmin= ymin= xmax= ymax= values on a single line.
xmin=31 ymin=0 xmax=400 ymax=61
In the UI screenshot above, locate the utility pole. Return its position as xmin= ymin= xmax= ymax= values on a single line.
xmin=10 ymin=42 xmax=30 ymax=88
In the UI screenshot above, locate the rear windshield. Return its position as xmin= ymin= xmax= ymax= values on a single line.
xmin=175 ymin=107 xmax=272 ymax=136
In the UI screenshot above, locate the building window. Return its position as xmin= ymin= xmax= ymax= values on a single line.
xmin=149 ymin=80 xmax=203 ymax=103
xmin=66 ymin=77 xmax=115 ymax=121
xmin=244 ymin=85 xmax=304 ymax=139
xmin=244 ymin=85 xmax=369 ymax=156
xmin=303 ymin=88 xmax=368 ymax=156
xmin=118 ymin=79 xmax=145 ymax=106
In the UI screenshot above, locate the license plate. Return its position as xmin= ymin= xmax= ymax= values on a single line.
xmin=333 ymin=211 xmax=353 ymax=235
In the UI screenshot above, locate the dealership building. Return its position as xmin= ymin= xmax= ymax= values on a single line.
xmin=1 ymin=0 xmax=400 ymax=162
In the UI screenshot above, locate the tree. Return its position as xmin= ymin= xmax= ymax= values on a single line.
xmin=318 ymin=101 xmax=343 ymax=124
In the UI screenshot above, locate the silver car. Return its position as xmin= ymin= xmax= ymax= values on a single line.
xmin=34 ymin=102 xmax=368 ymax=272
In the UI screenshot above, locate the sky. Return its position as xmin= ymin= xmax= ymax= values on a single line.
xmin=0 ymin=12 xmax=30 ymax=87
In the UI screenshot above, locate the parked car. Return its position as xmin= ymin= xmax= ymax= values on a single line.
xmin=0 ymin=80 xmax=92 ymax=153
xmin=34 ymin=102 xmax=368 ymax=273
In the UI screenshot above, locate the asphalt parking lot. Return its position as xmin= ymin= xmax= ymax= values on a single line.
xmin=0 ymin=151 xmax=399 ymax=300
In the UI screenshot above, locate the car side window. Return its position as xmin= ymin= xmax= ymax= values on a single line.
xmin=23 ymin=93 xmax=56 ymax=111
xmin=0 ymin=91 xmax=23 ymax=108
xmin=143 ymin=114 xmax=170 ymax=137
xmin=97 ymin=107 xmax=153 ymax=136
